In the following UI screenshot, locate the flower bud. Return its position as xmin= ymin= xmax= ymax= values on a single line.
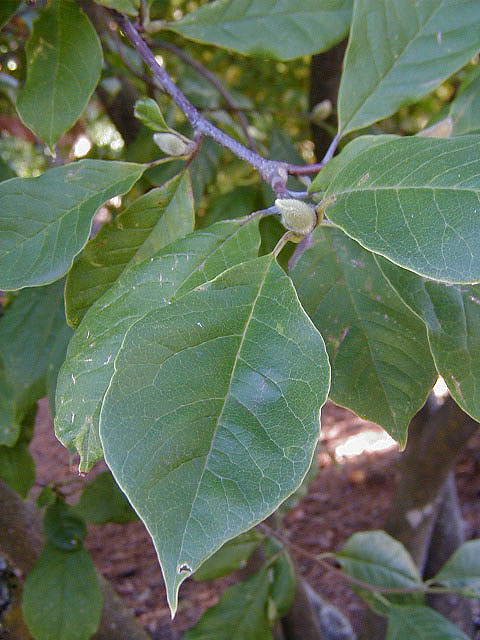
xmin=310 ymin=100 xmax=332 ymax=124
xmin=153 ymin=132 xmax=194 ymax=156
xmin=275 ymin=198 xmax=317 ymax=235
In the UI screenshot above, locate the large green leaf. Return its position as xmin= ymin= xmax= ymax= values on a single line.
xmin=100 ymin=253 xmax=330 ymax=614
xmin=194 ymin=529 xmax=261 ymax=581
xmin=65 ymin=172 xmax=194 ymax=327
xmin=376 ymin=256 xmax=480 ymax=422
xmin=168 ymin=0 xmax=352 ymax=61
xmin=433 ymin=540 xmax=480 ymax=597
xmin=22 ymin=543 xmax=102 ymax=640
xmin=16 ymin=0 xmax=102 ymax=148
xmin=0 ymin=159 xmax=145 ymax=290
xmin=386 ymin=605 xmax=470 ymax=640
xmin=449 ymin=67 xmax=480 ymax=136
xmin=55 ymin=219 xmax=262 ymax=471
xmin=322 ymin=135 xmax=480 ymax=284
xmin=338 ymin=0 xmax=480 ymax=136
xmin=0 ymin=1 xmax=20 ymax=31
xmin=336 ymin=531 xmax=423 ymax=608
xmin=0 ymin=280 xmax=72 ymax=445
xmin=184 ymin=567 xmax=272 ymax=640
xmin=291 ymin=227 xmax=436 ymax=443
xmin=73 ymin=471 xmax=138 ymax=524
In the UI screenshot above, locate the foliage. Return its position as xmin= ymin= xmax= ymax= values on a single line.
xmin=0 ymin=1 xmax=479 ymax=639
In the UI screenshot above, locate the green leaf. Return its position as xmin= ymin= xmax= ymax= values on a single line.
xmin=65 ymin=172 xmax=194 ymax=327
xmin=100 ymin=253 xmax=330 ymax=614
xmin=168 ymin=0 xmax=352 ymax=61
xmin=291 ymin=227 xmax=436 ymax=444
xmin=0 ymin=159 xmax=145 ymax=290
xmin=23 ymin=543 xmax=102 ymax=640
xmin=74 ymin=471 xmax=138 ymax=524
xmin=134 ymin=97 xmax=169 ymax=132
xmin=16 ymin=0 xmax=102 ymax=149
xmin=95 ymin=0 xmax=140 ymax=16
xmin=183 ymin=567 xmax=273 ymax=640
xmin=449 ymin=67 xmax=480 ymax=136
xmin=336 ymin=531 xmax=423 ymax=608
xmin=0 ymin=280 xmax=72 ymax=445
xmin=194 ymin=530 xmax=262 ymax=581
xmin=376 ymin=256 xmax=480 ymax=422
xmin=338 ymin=0 xmax=480 ymax=136
xmin=44 ymin=498 xmax=87 ymax=551
xmin=433 ymin=540 xmax=480 ymax=597
xmin=309 ymin=135 xmax=397 ymax=193
xmin=0 ymin=407 xmax=36 ymax=498
xmin=322 ymin=135 xmax=480 ymax=284
xmin=55 ymin=218 xmax=262 ymax=471
xmin=386 ymin=605 xmax=470 ymax=640
xmin=0 ymin=1 xmax=20 ymax=30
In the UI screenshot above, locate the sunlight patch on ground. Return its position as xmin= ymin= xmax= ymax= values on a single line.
xmin=335 ymin=430 xmax=398 ymax=460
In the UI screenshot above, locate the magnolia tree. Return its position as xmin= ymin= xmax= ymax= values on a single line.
xmin=0 ymin=1 xmax=480 ymax=639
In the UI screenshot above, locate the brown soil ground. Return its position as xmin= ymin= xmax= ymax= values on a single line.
xmin=30 ymin=398 xmax=480 ymax=639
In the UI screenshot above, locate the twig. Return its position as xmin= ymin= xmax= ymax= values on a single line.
xmin=153 ymin=39 xmax=258 ymax=152
xmin=258 ymin=523 xmax=436 ymax=598
xmin=111 ymin=13 xmax=335 ymax=195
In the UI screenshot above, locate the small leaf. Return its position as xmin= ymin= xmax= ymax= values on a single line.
xmin=37 ymin=486 xmax=56 ymax=508
xmin=336 ymin=531 xmax=423 ymax=608
xmin=0 ymin=159 xmax=145 ymax=290
xmin=23 ymin=543 xmax=102 ymax=640
xmin=65 ymin=172 xmax=194 ymax=327
xmin=16 ymin=0 xmax=102 ymax=148
xmin=322 ymin=135 xmax=480 ymax=284
xmin=0 ymin=1 xmax=21 ymax=30
xmin=95 ymin=0 xmax=140 ymax=16
xmin=0 ymin=439 xmax=35 ymax=498
xmin=338 ymin=0 xmax=480 ymax=136
xmin=376 ymin=256 xmax=480 ymax=422
xmin=183 ymin=567 xmax=273 ymax=640
xmin=44 ymin=498 xmax=87 ymax=551
xmin=194 ymin=530 xmax=262 ymax=581
xmin=134 ymin=97 xmax=169 ymax=132
xmin=100 ymin=253 xmax=330 ymax=614
xmin=386 ymin=605 xmax=470 ymax=640
xmin=74 ymin=471 xmax=137 ymax=524
xmin=169 ymin=0 xmax=352 ymax=61
xmin=291 ymin=227 xmax=436 ymax=444
xmin=55 ymin=219 xmax=262 ymax=471
xmin=433 ymin=539 xmax=480 ymax=597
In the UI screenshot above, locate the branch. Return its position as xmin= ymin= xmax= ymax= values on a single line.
xmin=111 ymin=13 xmax=337 ymax=194
xmin=154 ymin=39 xmax=258 ymax=152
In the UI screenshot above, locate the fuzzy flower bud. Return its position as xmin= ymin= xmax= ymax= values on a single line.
xmin=275 ymin=198 xmax=317 ymax=235
xmin=153 ymin=132 xmax=194 ymax=156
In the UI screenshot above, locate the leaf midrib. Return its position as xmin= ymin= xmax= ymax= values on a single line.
xmin=177 ymin=255 xmax=274 ymax=568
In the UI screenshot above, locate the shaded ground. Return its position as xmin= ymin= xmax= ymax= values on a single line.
xmin=30 ymin=398 xmax=480 ymax=639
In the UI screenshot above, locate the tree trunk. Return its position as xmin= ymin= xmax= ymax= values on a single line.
xmin=0 ymin=479 xmax=151 ymax=640
xmin=360 ymin=396 xmax=479 ymax=639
